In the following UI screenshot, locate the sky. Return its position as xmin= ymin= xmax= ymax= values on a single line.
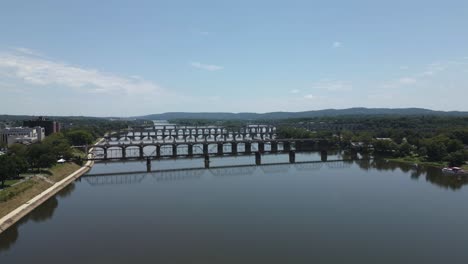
xmin=0 ymin=0 xmax=468 ymax=116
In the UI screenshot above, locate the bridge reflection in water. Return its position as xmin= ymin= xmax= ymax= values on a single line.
xmin=83 ymin=159 xmax=354 ymax=186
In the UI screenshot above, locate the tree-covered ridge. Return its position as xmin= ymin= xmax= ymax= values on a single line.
xmin=136 ymin=108 xmax=468 ymax=120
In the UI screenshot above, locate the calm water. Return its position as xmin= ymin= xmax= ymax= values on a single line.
xmin=1 ymin=153 xmax=468 ymax=263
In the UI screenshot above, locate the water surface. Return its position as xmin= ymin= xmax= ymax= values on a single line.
xmin=1 ymin=154 xmax=468 ymax=263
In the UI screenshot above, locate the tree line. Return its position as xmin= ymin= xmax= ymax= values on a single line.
xmin=277 ymin=122 xmax=468 ymax=167
xmin=0 ymin=116 xmax=146 ymax=189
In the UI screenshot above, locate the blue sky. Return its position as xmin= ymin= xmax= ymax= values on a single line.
xmin=1 ymin=0 xmax=468 ymax=116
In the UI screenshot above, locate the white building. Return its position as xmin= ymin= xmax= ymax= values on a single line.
xmin=0 ymin=127 xmax=45 ymax=146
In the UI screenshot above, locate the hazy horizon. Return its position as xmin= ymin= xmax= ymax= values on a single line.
xmin=1 ymin=1 xmax=468 ymax=116
xmin=1 ymin=107 xmax=468 ymax=119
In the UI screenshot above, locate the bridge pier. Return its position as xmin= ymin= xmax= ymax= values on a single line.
xmin=188 ymin=144 xmax=193 ymax=156
xmin=271 ymin=142 xmax=278 ymax=153
xmin=258 ymin=142 xmax=265 ymax=153
xmin=289 ymin=151 xmax=296 ymax=163
xmin=232 ymin=142 xmax=238 ymax=154
xmin=146 ymin=157 xmax=151 ymax=172
xmin=321 ymin=150 xmax=328 ymax=162
xmin=255 ymin=151 xmax=262 ymax=165
xmin=121 ymin=147 xmax=126 ymax=159
xmin=156 ymin=145 xmax=161 ymax=158
xmin=203 ymin=144 xmax=209 ymax=155
xmin=139 ymin=146 xmax=144 ymax=159
xmin=245 ymin=142 xmax=252 ymax=154
xmin=172 ymin=145 xmax=177 ymax=157
xmin=283 ymin=142 xmax=291 ymax=152
xmin=204 ymin=155 xmax=210 ymax=168
xmin=217 ymin=143 xmax=224 ymax=155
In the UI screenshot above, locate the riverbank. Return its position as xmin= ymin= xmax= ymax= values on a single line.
xmin=0 ymin=163 xmax=81 ymax=217
xmin=0 ymin=140 xmax=101 ymax=234
xmin=386 ymin=156 xmax=468 ymax=170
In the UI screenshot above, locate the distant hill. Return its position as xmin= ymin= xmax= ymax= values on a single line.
xmin=134 ymin=108 xmax=468 ymax=120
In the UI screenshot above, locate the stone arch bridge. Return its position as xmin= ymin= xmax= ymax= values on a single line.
xmin=104 ymin=125 xmax=277 ymax=142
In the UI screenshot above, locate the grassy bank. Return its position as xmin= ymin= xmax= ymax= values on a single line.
xmin=0 ymin=162 xmax=80 ymax=219
xmin=386 ymin=156 xmax=447 ymax=168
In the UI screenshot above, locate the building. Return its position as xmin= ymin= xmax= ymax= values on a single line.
xmin=23 ymin=116 xmax=60 ymax=136
xmin=0 ymin=127 xmax=45 ymax=146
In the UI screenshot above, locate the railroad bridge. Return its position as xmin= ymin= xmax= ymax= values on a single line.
xmin=81 ymin=125 xmax=334 ymax=171
xmin=104 ymin=125 xmax=276 ymax=142
xmin=86 ymin=138 xmax=331 ymax=162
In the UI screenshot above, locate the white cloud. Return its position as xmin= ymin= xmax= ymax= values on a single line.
xmin=290 ymin=89 xmax=300 ymax=94
xmin=190 ymin=61 xmax=223 ymax=71
xmin=399 ymin=66 xmax=409 ymax=70
xmin=304 ymin=94 xmax=316 ymax=99
xmin=332 ymin=41 xmax=342 ymax=48
xmin=13 ymin=47 xmax=43 ymax=57
xmin=0 ymin=49 xmax=161 ymax=94
xmin=310 ymin=79 xmax=353 ymax=91
xmin=398 ymin=77 xmax=417 ymax=84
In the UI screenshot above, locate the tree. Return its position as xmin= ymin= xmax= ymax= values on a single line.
xmin=65 ymin=130 xmax=94 ymax=146
xmin=27 ymin=144 xmax=51 ymax=171
xmin=9 ymin=155 xmax=28 ymax=177
xmin=426 ymin=141 xmax=447 ymax=162
xmin=0 ymin=155 xmax=14 ymax=188
xmin=398 ymin=142 xmax=413 ymax=157
xmin=446 ymin=150 xmax=467 ymax=167
xmin=446 ymin=139 xmax=464 ymax=153
xmin=42 ymin=133 xmax=73 ymax=159
xmin=38 ymin=154 xmax=56 ymax=169
xmin=0 ymin=155 xmax=27 ymax=188
xmin=373 ymin=139 xmax=398 ymax=155
xmin=7 ymin=143 xmax=27 ymax=158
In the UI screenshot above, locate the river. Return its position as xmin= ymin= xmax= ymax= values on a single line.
xmin=1 ymin=153 xmax=468 ymax=263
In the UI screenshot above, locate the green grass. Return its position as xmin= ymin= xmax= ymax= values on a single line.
xmin=0 ymin=179 xmax=36 ymax=202
xmin=48 ymin=163 xmax=81 ymax=182
xmin=0 ymin=178 xmax=53 ymax=218
xmin=0 ymin=162 xmax=82 ymax=218
xmin=386 ymin=156 xmax=447 ymax=168
xmin=3 ymin=179 xmax=22 ymax=187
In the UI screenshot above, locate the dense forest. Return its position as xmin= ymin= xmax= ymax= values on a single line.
xmin=276 ymin=116 xmax=468 ymax=167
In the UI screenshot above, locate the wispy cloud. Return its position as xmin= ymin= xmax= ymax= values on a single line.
xmin=13 ymin=47 xmax=43 ymax=57
xmin=290 ymin=89 xmax=300 ymax=94
xmin=399 ymin=66 xmax=409 ymax=70
xmin=382 ymin=57 xmax=466 ymax=90
xmin=304 ymin=94 xmax=316 ymax=99
xmin=190 ymin=61 xmax=224 ymax=71
xmin=332 ymin=41 xmax=342 ymax=48
xmin=398 ymin=77 xmax=417 ymax=84
xmin=0 ymin=48 xmax=161 ymax=94
xmin=310 ymin=79 xmax=353 ymax=91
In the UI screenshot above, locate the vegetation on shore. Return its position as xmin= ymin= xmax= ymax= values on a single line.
xmin=276 ymin=117 xmax=468 ymax=168
xmin=0 ymin=117 xmax=146 ymax=219
xmin=0 ymin=162 xmax=80 ymax=218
